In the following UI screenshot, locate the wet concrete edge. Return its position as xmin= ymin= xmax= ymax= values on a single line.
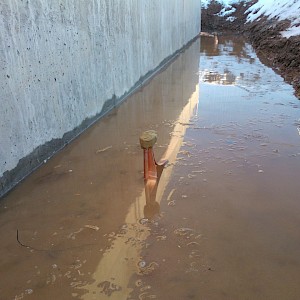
xmin=0 ymin=34 xmax=200 ymax=199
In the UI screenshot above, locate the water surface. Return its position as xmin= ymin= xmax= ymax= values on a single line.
xmin=1 ymin=35 xmax=300 ymax=300
xmin=0 ymin=40 xmax=199 ymax=300
xmin=129 ymin=35 xmax=300 ymax=300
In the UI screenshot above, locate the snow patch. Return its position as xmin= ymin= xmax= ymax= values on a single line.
xmin=217 ymin=7 xmax=236 ymax=17
xmin=246 ymin=0 xmax=300 ymax=38
xmin=227 ymin=16 xmax=237 ymax=22
xmin=281 ymin=26 xmax=300 ymax=39
xmin=201 ymin=0 xmax=246 ymax=9
xmin=201 ymin=0 xmax=212 ymax=9
xmin=202 ymin=0 xmax=300 ymax=38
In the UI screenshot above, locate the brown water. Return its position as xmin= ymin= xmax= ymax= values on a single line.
xmin=1 ymin=36 xmax=300 ymax=300
xmin=0 ymin=40 xmax=199 ymax=300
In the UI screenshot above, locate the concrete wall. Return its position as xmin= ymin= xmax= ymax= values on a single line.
xmin=0 ymin=0 xmax=200 ymax=197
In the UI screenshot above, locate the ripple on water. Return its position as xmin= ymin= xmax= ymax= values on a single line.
xmin=137 ymin=261 xmax=159 ymax=275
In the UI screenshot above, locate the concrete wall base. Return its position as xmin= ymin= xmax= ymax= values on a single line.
xmin=0 ymin=36 xmax=199 ymax=198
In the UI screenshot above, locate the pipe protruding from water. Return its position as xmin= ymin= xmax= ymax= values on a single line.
xmin=139 ymin=130 xmax=157 ymax=149
xmin=140 ymin=130 xmax=167 ymax=181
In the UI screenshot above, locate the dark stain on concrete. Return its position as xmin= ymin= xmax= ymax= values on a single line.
xmin=0 ymin=35 xmax=199 ymax=199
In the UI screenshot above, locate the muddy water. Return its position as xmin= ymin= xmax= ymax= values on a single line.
xmin=1 ymin=35 xmax=300 ymax=300
xmin=0 ymin=41 xmax=199 ymax=300
xmin=132 ymin=37 xmax=300 ymax=299
xmin=127 ymin=35 xmax=300 ymax=300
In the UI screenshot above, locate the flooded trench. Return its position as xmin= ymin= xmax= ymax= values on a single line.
xmin=1 ymin=35 xmax=300 ymax=300
xmin=0 ymin=39 xmax=199 ymax=300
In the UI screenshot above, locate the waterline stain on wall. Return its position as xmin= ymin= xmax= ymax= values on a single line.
xmin=0 ymin=0 xmax=201 ymax=197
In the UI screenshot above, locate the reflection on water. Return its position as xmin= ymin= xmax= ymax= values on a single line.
xmin=200 ymin=69 xmax=237 ymax=85
xmin=144 ymin=178 xmax=160 ymax=220
xmin=79 ymin=85 xmax=199 ymax=300
xmin=200 ymin=35 xmax=261 ymax=86
xmin=0 ymin=41 xmax=200 ymax=299
xmin=2 ymin=34 xmax=300 ymax=300
xmin=129 ymin=35 xmax=300 ymax=300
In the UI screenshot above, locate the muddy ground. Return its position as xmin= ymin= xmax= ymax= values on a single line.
xmin=201 ymin=0 xmax=300 ymax=98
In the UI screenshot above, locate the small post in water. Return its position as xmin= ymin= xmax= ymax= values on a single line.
xmin=139 ymin=130 xmax=168 ymax=181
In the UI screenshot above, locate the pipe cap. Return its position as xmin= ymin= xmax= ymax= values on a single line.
xmin=139 ymin=130 xmax=157 ymax=149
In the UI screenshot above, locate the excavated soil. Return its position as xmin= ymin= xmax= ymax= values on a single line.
xmin=201 ymin=1 xmax=300 ymax=98
xmin=201 ymin=1 xmax=252 ymax=33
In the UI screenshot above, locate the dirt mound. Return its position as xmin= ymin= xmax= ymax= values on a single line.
xmin=245 ymin=19 xmax=300 ymax=98
xmin=201 ymin=1 xmax=300 ymax=98
xmin=201 ymin=1 xmax=255 ymax=33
